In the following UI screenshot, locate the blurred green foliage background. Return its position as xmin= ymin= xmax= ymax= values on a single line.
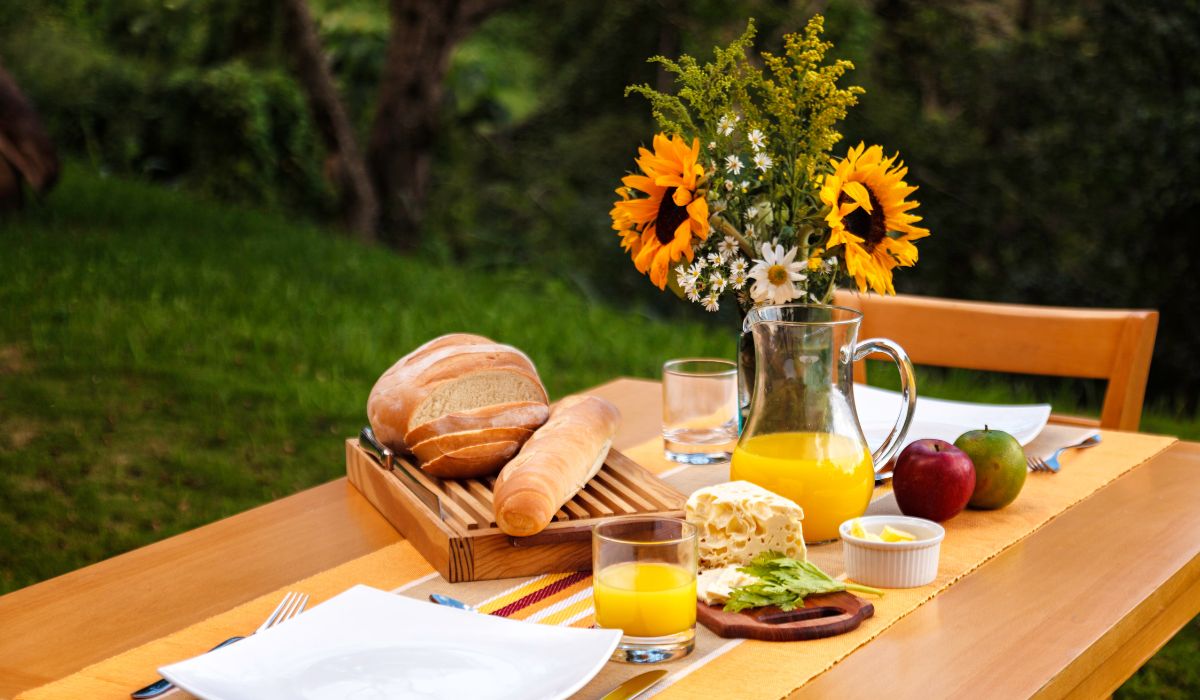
xmin=3 ymin=0 xmax=1198 ymax=412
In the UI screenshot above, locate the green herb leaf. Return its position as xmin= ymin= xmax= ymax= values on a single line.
xmin=723 ymin=551 xmax=882 ymax=613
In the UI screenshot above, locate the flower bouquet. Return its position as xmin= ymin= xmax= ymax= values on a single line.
xmin=611 ymin=16 xmax=931 ymax=313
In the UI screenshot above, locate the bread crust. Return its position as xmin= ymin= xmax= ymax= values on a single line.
xmin=422 ymin=440 xmax=520 ymax=479
xmin=366 ymin=334 xmax=548 ymax=453
xmin=410 ymin=427 xmax=534 ymax=463
xmin=493 ymin=395 xmax=621 ymax=536
xmin=404 ymin=402 xmax=550 ymax=446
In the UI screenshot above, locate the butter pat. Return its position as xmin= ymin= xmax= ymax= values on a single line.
xmin=685 ymin=480 xmax=806 ymax=569
xmin=697 ymin=565 xmax=762 ymax=605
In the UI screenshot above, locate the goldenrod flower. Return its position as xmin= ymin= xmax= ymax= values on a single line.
xmin=820 ymin=143 xmax=930 ymax=294
xmin=611 ymin=134 xmax=710 ymax=289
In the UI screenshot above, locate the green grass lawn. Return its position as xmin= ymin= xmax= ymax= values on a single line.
xmin=0 ymin=168 xmax=1194 ymax=696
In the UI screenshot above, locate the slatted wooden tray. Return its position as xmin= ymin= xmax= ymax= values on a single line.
xmin=345 ymin=438 xmax=685 ymax=582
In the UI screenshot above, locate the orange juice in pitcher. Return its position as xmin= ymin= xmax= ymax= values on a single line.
xmin=735 ymin=305 xmax=916 ymax=543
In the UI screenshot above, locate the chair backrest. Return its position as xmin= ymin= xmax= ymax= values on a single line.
xmin=833 ymin=291 xmax=1159 ymax=431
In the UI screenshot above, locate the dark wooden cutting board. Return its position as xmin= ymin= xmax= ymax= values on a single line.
xmin=697 ymin=591 xmax=874 ymax=641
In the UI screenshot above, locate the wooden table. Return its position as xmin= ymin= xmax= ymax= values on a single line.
xmin=1 ymin=378 xmax=1197 ymax=699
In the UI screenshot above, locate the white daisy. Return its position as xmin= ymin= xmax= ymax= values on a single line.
xmin=688 ymin=261 xmax=705 ymax=276
xmin=748 ymin=241 xmax=806 ymax=304
xmin=730 ymin=269 xmax=748 ymax=290
xmin=746 ymin=205 xmax=758 ymax=219
xmin=687 ymin=287 xmax=702 ymax=303
xmin=709 ymin=272 xmax=728 ymax=294
xmin=729 ymin=257 xmax=749 ymax=276
xmin=702 ymin=291 xmax=720 ymax=312
xmin=707 ymin=140 xmax=717 ymax=151
xmin=752 ymin=152 xmax=773 ymax=172
xmin=677 ymin=264 xmax=700 ymax=289
xmin=745 ymin=223 xmax=755 ymax=236
xmin=724 ymin=155 xmax=744 ymax=175
xmin=747 ymin=129 xmax=766 ymax=151
xmin=705 ymin=252 xmax=724 ymax=267
xmin=717 ymin=114 xmax=738 ymax=136
xmin=717 ymin=236 xmax=738 ymax=257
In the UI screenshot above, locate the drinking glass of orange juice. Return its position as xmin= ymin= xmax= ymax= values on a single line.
xmin=593 ymin=516 xmax=698 ymax=663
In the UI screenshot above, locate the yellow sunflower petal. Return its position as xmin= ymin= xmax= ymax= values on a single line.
xmin=686 ymin=196 xmax=709 ymax=227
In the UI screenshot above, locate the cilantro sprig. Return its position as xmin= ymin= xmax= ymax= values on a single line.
xmin=723 ymin=551 xmax=883 ymax=613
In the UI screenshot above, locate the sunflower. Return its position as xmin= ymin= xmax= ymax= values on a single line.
xmin=610 ymin=186 xmax=642 ymax=256
xmin=611 ymin=134 xmax=710 ymax=289
xmin=820 ymin=143 xmax=930 ymax=294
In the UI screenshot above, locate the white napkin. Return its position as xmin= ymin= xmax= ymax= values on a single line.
xmin=1022 ymin=424 xmax=1101 ymax=463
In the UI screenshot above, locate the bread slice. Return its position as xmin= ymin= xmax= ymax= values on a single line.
xmin=408 ymin=370 xmax=545 ymax=428
xmin=366 ymin=334 xmax=549 ymax=453
xmin=404 ymin=402 xmax=549 ymax=446
xmin=422 ymin=440 xmax=520 ymax=479
xmin=410 ymin=427 xmax=534 ymax=463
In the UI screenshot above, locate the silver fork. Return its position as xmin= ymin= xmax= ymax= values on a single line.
xmin=131 ymin=591 xmax=310 ymax=699
xmin=1027 ymin=434 xmax=1102 ymax=473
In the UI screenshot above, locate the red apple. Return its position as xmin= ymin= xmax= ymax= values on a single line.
xmin=892 ymin=439 xmax=976 ymax=522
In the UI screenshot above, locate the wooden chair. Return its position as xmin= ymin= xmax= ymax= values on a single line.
xmin=833 ymin=291 xmax=1159 ymax=431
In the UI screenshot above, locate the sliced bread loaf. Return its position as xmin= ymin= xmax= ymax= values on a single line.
xmin=366 ymin=334 xmax=549 ymax=472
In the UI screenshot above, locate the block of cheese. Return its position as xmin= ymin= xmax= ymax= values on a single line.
xmin=685 ymin=480 xmax=806 ymax=569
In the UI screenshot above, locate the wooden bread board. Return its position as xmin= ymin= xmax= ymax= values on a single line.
xmin=346 ymin=438 xmax=686 ymax=582
xmin=697 ymin=591 xmax=874 ymax=641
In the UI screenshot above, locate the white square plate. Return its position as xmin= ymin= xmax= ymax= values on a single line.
xmin=855 ymin=383 xmax=1051 ymax=452
xmin=160 ymin=585 xmax=622 ymax=700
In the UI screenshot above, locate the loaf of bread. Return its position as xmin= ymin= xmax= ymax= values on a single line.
xmin=367 ymin=334 xmax=549 ymax=477
xmin=493 ymin=395 xmax=621 ymax=536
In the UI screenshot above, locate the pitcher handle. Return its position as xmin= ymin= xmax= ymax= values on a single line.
xmin=853 ymin=338 xmax=917 ymax=476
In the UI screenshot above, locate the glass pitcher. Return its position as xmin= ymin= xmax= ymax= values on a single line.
xmin=732 ymin=304 xmax=917 ymax=543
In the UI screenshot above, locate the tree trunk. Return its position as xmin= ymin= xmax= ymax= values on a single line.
xmin=281 ymin=0 xmax=379 ymax=240
xmin=0 ymin=64 xmax=59 ymax=209
xmin=369 ymin=0 xmax=509 ymax=247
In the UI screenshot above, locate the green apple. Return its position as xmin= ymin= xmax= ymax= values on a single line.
xmin=954 ymin=427 xmax=1026 ymax=510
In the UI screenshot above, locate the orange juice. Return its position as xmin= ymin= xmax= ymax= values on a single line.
xmin=593 ymin=561 xmax=697 ymax=638
xmin=731 ymin=431 xmax=874 ymax=542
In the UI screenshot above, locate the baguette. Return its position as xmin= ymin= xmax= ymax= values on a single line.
xmin=493 ymin=395 xmax=621 ymax=536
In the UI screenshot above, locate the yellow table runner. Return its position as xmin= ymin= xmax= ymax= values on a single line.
xmin=18 ymin=429 xmax=1176 ymax=700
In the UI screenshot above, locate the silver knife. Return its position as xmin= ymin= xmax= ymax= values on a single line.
xmin=601 ymin=670 xmax=668 ymax=700
xmin=359 ymin=427 xmax=446 ymax=519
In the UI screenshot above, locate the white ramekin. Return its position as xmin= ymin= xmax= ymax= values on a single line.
xmin=840 ymin=515 xmax=945 ymax=588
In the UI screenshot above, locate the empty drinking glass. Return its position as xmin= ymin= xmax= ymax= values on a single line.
xmin=662 ymin=358 xmax=738 ymax=464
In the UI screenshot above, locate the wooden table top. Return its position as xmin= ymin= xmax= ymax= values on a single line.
xmin=1 ymin=377 xmax=1197 ymax=699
